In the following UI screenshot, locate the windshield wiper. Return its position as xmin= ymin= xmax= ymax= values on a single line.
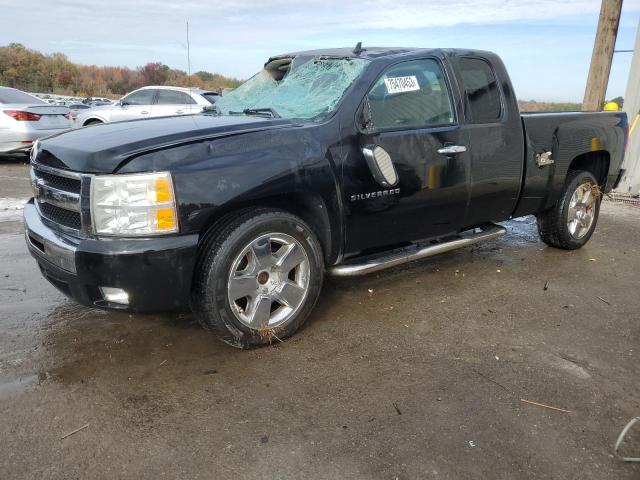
xmin=229 ymin=107 xmax=281 ymax=118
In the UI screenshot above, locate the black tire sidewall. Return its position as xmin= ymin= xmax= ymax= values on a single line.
xmin=557 ymin=171 xmax=601 ymax=249
xmin=200 ymin=211 xmax=324 ymax=348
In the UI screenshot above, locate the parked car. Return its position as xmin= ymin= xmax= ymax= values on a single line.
xmin=75 ymin=86 xmax=219 ymax=127
xmin=24 ymin=47 xmax=627 ymax=348
xmin=0 ymin=87 xmax=73 ymax=154
xmin=66 ymin=103 xmax=91 ymax=121
xmin=81 ymin=97 xmax=113 ymax=106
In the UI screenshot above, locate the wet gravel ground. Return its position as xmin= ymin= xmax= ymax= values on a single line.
xmin=1 ymin=157 xmax=639 ymax=479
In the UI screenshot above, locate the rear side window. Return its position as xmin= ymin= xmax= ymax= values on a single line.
xmin=201 ymin=92 xmax=220 ymax=104
xmin=366 ymin=59 xmax=454 ymax=130
xmin=156 ymin=90 xmax=196 ymax=105
xmin=458 ymin=58 xmax=502 ymax=123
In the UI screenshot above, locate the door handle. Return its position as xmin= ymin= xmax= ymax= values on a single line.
xmin=175 ymin=110 xmax=184 ymax=114
xmin=437 ymin=145 xmax=467 ymax=155
xmin=140 ymin=111 xmax=149 ymax=115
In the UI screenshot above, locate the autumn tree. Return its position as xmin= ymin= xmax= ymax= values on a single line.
xmin=0 ymin=44 xmax=242 ymax=97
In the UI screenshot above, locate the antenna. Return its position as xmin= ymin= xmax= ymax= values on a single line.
xmin=186 ymin=20 xmax=193 ymax=104
xmin=186 ymin=21 xmax=192 ymax=79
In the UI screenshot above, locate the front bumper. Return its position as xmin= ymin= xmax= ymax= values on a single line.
xmin=24 ymin=201 xmax=199 ymax=312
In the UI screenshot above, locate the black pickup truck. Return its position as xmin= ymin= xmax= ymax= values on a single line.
xmin=25 ymin=47 xmax=627 ymax=347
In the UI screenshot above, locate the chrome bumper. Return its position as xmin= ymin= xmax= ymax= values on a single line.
xmin=24 ymin=201 xmax=78 ymax=274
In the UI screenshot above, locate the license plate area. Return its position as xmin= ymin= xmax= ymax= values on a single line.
xmin=37 ymin=115 xmax=68 ymax=129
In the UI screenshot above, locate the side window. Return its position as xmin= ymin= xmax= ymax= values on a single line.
xmin=122 ymin=89 xmax=155 ymax=106
xmin=156 ymin=90 xmax=196 ymax=105
xmin=458 ymin=58 xmax=502 ymax=123
xmin=366 ymin=59 xmax=454 ymax=130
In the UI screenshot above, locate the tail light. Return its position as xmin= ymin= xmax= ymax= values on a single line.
xmin=64 ymin=113 xmax=73 ymax=121
xmin=3 ymin=110 xmax=41 ymax=121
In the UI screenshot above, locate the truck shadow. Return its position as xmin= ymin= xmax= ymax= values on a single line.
xmin=37 ymin=217 xmax=582 ymax=390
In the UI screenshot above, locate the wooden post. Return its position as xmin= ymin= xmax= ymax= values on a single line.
xmin=583 ymin=0 xmax=623 ymax=111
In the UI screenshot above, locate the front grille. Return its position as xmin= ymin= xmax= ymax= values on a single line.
xmin=31 ymin=163 xmax=85 ymax=234
xmin=36 ymin=170 xmax=81 ymax=192
xmin=39 ymin=202 xmax=82 ymax=230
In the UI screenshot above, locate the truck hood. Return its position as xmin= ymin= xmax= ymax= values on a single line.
xmin=36 ymin=114 xmax=296 ymax=173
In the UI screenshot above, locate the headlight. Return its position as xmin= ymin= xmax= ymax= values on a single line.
xmin=90 ymin=171 xmax=178 ymax=236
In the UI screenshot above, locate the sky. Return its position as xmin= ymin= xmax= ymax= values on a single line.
xmin=1 ymin=0 xmax=639 ymax=102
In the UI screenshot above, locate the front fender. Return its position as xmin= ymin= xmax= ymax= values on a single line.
xmin=117 ymin=125 xmax=345 ymax=259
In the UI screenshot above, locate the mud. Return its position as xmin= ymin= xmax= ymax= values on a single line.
xmin=1 ymin=158 xmax=639 ymax=479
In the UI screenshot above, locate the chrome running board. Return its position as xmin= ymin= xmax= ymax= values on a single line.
xmin=329 ymin=223 xmax=506 ymax=277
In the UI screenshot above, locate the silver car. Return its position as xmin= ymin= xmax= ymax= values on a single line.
xmin=75 ymin=86 xmax=220 ymax=127
xmin=0 ymin=87 xmax=73 ymax=154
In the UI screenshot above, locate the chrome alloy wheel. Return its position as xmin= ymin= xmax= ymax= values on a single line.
xmin=567 ymin=183 xmax=597 ymax=239
xmin=227 ymin=233 xmax=310 ymax=329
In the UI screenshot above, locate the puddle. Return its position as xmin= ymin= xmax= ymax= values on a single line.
xmin=0 ymin=374 xmax=38 ymax=400
xmin=0 ymin=197 xmax=28 ymax=222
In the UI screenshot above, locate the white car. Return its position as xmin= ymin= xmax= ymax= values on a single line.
xmin=75 ymin=86 xmax=220 ymax=127
xmin=0 ymin=87 xmax=73 ymax=154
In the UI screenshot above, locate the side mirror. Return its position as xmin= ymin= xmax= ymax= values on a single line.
xmin=120 ymin=100 xmax=127 ymax=107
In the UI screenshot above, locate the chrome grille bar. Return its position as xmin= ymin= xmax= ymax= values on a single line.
xmin=34 ymin=180 xmax=81 ymax=212
xmin=30 ymin=162 xmax=86 ymax=235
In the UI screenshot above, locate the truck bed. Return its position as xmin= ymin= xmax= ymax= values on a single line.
xmin=514 ymin=110 xmax=627 ymax=217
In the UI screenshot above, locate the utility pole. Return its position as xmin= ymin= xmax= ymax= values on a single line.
xmin=616 ymin=19 xmax=640 ymax=195
xmin=583 ymin=0 xmax=623 ymax=111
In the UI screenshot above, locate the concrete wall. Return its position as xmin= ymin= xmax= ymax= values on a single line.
xmin=616 ymin=20 xmax=640 ymax=195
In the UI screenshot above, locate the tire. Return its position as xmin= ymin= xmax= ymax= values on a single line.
xmin=84 ymin=119 xmax=103 ymax=126
xmin=536 ymin=169 xmax=601 ymax=250
xmin=192 ymin=208 xmax=324 ymax=348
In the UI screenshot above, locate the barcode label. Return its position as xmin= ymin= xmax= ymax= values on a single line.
xmin=384 ymin=76 xmax=420 ymax=94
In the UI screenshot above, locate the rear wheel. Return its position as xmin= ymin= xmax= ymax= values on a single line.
xmin=83 ymin=119 xmax=103 ymax=126
xmin=192 ymin=209 xmax=324 ymax=348
xmin=536 ymin=170 xmax=601 ymax=250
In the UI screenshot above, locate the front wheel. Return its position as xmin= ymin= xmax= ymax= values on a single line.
xmin=536 ymin=170 xmax=601 ymax=250
xmin=192 ymin=209 xmax=324 ymax=348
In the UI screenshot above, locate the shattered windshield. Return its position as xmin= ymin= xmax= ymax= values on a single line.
xmin=214 ymin=56 xmax=369 ymax=122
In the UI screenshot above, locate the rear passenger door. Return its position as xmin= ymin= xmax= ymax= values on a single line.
xmin=453 ymin=56 xmax=524 ymax=227
xmin=153 ymin=90 xmax=197 ymax=118
xmin=344 ymin=57 xmax=471 ymax=252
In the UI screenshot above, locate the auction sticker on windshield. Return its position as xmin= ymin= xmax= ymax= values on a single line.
xmin=384 ymin=76 xmax=420 ymax=94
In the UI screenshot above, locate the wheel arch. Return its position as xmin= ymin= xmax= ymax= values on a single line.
xmin=568 ymin=150 xmax=610 ymax=187
xmin=82 ymin=116 xmax=106 ymax=126
xmin=196 ymin=192 xmax=341 ymax=266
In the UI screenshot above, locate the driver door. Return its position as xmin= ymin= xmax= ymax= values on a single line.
xmin=111 ymin=89 xmax=157 ymax=122
xmin=343 ymin=57 xmax=471 ymax=253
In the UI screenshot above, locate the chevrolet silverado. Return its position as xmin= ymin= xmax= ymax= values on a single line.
xmin=24 ymin=46 xmax=628 ymax=347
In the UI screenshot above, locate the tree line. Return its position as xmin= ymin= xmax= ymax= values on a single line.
xmin=0 ymin=43 xmax=242 ymax=98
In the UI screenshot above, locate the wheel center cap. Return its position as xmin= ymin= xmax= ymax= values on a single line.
xmin=257 ymin=271 xmax=270 ymax=285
